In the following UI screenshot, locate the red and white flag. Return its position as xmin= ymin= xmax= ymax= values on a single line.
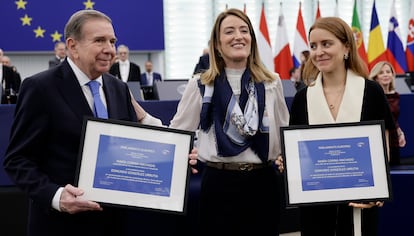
xmin=274 ymin=4 xmax=293 ymax=79
xmin=257 ymin=4 xmax=274 ymax=71
xmin=315 ymin=1 xmax=321 ymax=21
xmin=293 ymin=2 xmax=308 ymax=68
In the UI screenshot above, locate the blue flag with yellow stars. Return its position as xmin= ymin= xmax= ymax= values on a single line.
xmin=1 ymin=0 xmax=164 ymax=51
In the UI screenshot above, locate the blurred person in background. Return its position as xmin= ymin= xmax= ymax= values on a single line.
xmin=140 ymin=60 xmax=162 ymax=100
xmin=0 ymin=48 xmax=21 ymax=104
xmin=48 ymin=41 xmax=67 ymax=68
xmin=289 ymin=66 xmax=305 ymax=91
xmin=369 ymin=61 xmax=406 ymax=166
xmin=109 ymin=44 xmax=141 ymax=82
xmin=193 ymin=47 xmax=210 ymax=75
xmin=140 ymin=60 xmax=162 ymax=86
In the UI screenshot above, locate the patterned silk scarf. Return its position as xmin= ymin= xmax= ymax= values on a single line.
xmin=199 ymin=69 xmax=269 ymax=162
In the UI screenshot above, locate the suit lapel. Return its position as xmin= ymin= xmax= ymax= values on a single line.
xmin=128 ymin=64 xmax=133 ymax=81
xmin=114 ymin=63 xmax=121 ymax=79
xmin=57 ymin=61 xmax=94 ymax=122
xmin=102 ymin=73 xmax=120 ymax=118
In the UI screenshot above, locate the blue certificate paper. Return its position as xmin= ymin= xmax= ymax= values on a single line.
xmin=299 ymin=137 xmax=373 ymax=191
xmin=76 ymin=118 xmax=195 ymax=214
xmin=281 ymin=121 xmax=391 ymax=206
xmin=94 ymin=135 xmax=175 ymax=197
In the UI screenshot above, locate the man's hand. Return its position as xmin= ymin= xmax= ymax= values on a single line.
xmin=59 ymin=184 xmax=103 ymax=214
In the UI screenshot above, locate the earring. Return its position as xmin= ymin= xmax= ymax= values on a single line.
xmin=344 ymin=54 xmax=349 ymax=60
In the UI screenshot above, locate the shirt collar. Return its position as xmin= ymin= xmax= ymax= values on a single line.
xmin=119 ymin=60 xmax=129 ymax=65
xmin=67 ymin=57 xmax=103 ymax=86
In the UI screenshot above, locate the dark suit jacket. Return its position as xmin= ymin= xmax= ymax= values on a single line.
xmin=3 ymin=60 xmax=137 ymax=235
xmin=1 ymin=65 xmax=21 ymax=104
xmin=109 ymin=61 xmax=141 ymax=82
xmin=48 ymin=56 xmax=62 ymax=68
xmin=140 ymin=72 xmax=162 ymax=86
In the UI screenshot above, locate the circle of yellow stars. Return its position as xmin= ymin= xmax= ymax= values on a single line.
xmin=15 ymin=0 xmax=96 ymax=42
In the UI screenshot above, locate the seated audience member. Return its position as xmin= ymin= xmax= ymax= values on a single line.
xmin=299 ymin=50 xmax=310 ymax=78
xmin=141 ymin=60 xmax=162 ymax=86
xmin=109 ymin=44 xmax=141 ymax=82
xmin=2 ymin=55 xmax=16 ymax=71
xmin=0 ymin=49 xmax=21 ymax=104
xmin=289 ymin=66 xmax=305 ymax=91
xmin=369 ymin=61 xmax=406 ymax=165
xmin=2 ymin=54 xmax=21 ymax=78
xmin=141 ymin=60 xmax=162 ymax=100
xmin=193 ymin=47 xmax=210 ymax=75
xmin=2 ymin=54 xmax=22 ymax=91
xmin=48 ymin=41 xmax=66 ymax=68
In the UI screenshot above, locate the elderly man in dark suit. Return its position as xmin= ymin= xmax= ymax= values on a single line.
xmin=0 ymin=49 xmax=21 ymax=104
xmin=109 ymin=44 xmax=141 ymax=82
xmin=3 ymin=10 xmax=137 ymax=236
xmin=48 ymin=41 xmax=66 ymax=68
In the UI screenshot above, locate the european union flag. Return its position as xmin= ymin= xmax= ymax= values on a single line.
xmin=1 ymin=0 xmax=164 ymax=52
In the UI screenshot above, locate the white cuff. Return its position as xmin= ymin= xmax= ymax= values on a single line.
xmin=52 ymin=187 xmax=64 ymax=211
xmin=141 ymin=113 xmax=163 ymax=126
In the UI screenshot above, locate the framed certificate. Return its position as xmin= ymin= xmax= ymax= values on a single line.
xmin=280 ymin=120 xmax=392 ymax=207
xmin=75 ymin=117 xmax=195 ymax=214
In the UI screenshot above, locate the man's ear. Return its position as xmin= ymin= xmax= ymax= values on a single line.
xmin=66 ymin=39 xmax=78 ymax=59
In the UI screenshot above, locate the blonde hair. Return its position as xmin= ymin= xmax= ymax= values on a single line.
xmin=200 ymin=8 xmax=275 ymax=85
xmin=368 ymin=61 xmax=396 ymax=92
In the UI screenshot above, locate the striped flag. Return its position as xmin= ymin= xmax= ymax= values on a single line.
xmin=351 ymin=0 xmax=368 ymax=67
xmin=274 ymin=4 xmax=293 ymax=79
xmin=293 ymin=2 xmax=308 ymax=68
xmin=386 ymin=0 xmax=407 ymax=74
xmin=406 ymin=0 xmax=414 ymax=71
xmin=257 ymin=3 xmax=274 ymax=71
xmin=367 ymin=0 xmax=387 ymax=70
xmin=315 ymin=1 xmax=321 ymax=21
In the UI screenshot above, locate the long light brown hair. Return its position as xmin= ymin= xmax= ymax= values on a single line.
xmin=302 ymin=17 xmax=368 ymax=85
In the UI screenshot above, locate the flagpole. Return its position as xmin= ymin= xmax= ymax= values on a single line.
xmin=334 ymin=0 xmax=339 ymax=17
xmin=353 ymin=208 xmax=362 ymax=236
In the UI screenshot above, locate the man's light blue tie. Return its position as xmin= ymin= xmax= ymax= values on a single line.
xmin=87 ymin=80 xmax=108 ymax=119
